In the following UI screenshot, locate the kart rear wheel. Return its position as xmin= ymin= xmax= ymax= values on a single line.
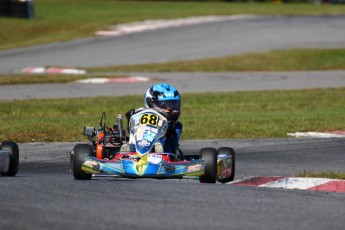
xmin=217 ymin=147 xmax=236 ymax=184
xmin=199 ymin=148 xmax=217 ymax=184
xmin=71 ymin=144 xmax=93 ymax=180
xmin=0 ymin=141 xmax=19 ymax=176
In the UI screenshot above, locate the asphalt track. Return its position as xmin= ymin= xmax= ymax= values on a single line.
xmin=1 ymin=71 xmax=345 ymax=100
xmin=1 ymin=139 xmax=344 ymax=230
xmin=0 ymin=15 xmax=345 ymax=230
xmin=0 ymin=15 xmax=345 ymax=73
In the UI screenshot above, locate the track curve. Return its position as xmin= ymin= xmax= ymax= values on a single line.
xmin=0 ymin=15 xmax=344 ymax=73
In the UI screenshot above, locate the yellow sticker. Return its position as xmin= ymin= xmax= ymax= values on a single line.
xmin=140 ymin=114 xmax=159 ymax=127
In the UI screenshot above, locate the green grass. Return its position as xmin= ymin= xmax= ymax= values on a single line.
xmin=1 ymin=48 xmax=344 ymax=85
xmin=296 ymin=171 xmax=345 ymax=180
xmin=1 ymin=1 xmax=345 ymax=50
xmin=88 ymin=48 xmax=345 ymax=72
xmin=1 ymin=88 xmax=344 ymax=142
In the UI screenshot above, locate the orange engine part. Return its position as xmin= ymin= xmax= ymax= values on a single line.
xmin=96 ymin=132 xmax=105 ymax=159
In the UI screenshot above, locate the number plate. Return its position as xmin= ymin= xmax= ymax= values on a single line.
xmin=140 ymin=114 xmax=159 ymax=127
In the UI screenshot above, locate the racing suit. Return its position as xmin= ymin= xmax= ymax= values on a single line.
xmin=125 ymin=108 xmax=183 ymax=154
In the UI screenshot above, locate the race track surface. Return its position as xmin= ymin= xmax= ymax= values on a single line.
xmin=0 ymin=15 xmax=345 ymax=73
xmin=1 ymin=15 xmax=345 ymax=230
xmin=1 ymin=70 xmax=345 ymax=100
xmin=0 ymin=139 xmax=344 ymax=230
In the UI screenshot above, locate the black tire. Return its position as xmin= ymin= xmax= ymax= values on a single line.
xmin=0 ymin=141 xmax=19 ymax=176
xmin=70 ymin=144 xmax=93 ymax=180
xmin=217 ymin=147 xmax=236 ymax=184
xmin=199 ymin=148 xmax=217 ymax=184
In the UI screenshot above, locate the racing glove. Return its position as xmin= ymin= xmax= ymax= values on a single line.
xmin=166 ymin=121 xmax=176 ymax=138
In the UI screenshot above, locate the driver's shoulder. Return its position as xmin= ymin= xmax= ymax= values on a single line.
xmin=134 ymin=107 xmax=145 ymax=113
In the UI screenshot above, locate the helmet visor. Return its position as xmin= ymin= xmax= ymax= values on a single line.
xmin=153 ymin=100 xmax=180 ymax=111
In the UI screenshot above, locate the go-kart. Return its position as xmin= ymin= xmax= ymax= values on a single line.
xmin=70 ymin=109 xmax=235 ymax=183
xmin=0 ymin=141 xmax=19 ymax=176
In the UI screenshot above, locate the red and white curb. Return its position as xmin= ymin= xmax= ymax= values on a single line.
xmin=19 ymin=67 xmax=86 ymax=75
xmin=287 ymin=131 xmax=345 ymax=138
xmin=96 ymin=15 xmax=256 ymax=36
xmin=75 ymin=76 xmax=150 ymax=84
xmin=231 ymin=177 xmax=345 ymax=193
xmin=18 ymin=67 xmax=150 ymax=83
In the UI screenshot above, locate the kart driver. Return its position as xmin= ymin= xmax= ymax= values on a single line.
xmin=125 ymin=83 xmax=183 ymax=155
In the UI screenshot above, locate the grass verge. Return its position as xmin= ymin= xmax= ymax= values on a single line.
xmin=1 ymin=48 xmax=345 ymax=85
xmin=88 ymin=48 xmax=345 ymax=72
xmin=296 ymin=171 xmax=345 ymax=180
xmin=0 ymin=88 xmax=344 ymax=142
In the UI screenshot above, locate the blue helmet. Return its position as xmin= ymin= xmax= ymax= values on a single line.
xmin=144 ymin=83 xmax=181 ymax=121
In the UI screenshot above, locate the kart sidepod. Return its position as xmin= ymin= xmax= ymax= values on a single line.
xmin=71 ymin=145 xmax=235 ymax=184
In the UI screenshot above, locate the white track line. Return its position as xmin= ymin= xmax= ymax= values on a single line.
xmin=287 ymin=132 xmax=345 ymax=138
xmin=96 ymin=15 xmax=257 ymax=36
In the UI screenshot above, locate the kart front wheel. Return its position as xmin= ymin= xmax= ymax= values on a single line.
xmin=70 ymin=144 xmax=93 ymax=180
xmin=217 ymin=147 xmax=235 ymax=184
xmin=199 ymin=148 xmax=217 ymax=184
xmin=0 ymin=141 xmax=19 ymax=176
